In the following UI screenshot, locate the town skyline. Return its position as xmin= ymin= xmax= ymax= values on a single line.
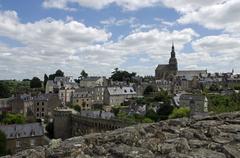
xmin=0 ymin=0 xmax=240 ymax=80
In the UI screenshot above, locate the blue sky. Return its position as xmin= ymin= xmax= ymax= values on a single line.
xmin=0 ymin=0 xmax=239 ymax=79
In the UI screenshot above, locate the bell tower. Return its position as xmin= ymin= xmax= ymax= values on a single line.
xmin=169 ymin=42 xmax=178 ymax=71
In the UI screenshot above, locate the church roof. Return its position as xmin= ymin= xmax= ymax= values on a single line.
xmin=155 ymin=64 xmax=169 ymax=71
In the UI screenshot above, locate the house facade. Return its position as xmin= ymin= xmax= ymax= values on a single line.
xmin=0 ymin=123 xmax=46 ymax=154
xmin=179 ymin=94 xmax=208 ymax=116
xmin=104 ymin=86 xmax=136 ymax=106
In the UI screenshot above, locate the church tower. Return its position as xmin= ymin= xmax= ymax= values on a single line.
xmin=169 ymin=42 xmax=178 ymax=71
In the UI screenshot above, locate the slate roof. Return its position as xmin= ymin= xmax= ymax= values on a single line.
xmin=180 ymin=94 xmax=207 ymax=101
xmin=81 ymin=77 xmax=101 ymax=81
xmin=80 ymin=110 xmax=115 ymax=119
xmin=107 ymin=87 xmax=136 ymax=96
xmin=177 ymin=70 xmax=207 ymax=80
xmin=0 ymin=123 xmax=44 ymax=139
xmin=155 ymin=64 xmax=169 ymax=71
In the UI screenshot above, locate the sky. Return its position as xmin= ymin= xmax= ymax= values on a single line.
xmin=0 ymin=0 xmax=239 ymax=80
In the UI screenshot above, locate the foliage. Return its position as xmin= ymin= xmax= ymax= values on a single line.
xmin=43 ymin=74 xmax=48 ymax=89
xmin=157 ymin=104 xmax=174 ymax=120
xmin=111 ymin=68 xmax=136 ymax=82
xmin=208 ymin=84 xmax=220 ymax=92
xmin=55 ymin=69 xmax=64 ymax=77
xmin=143 ymin=85 xmax=155 ymax=96
xmin=80 ymin=70 xmax=88 ymax=79
xmin=142 ymin=118 xmax=154 ymax=123
xmin=154 ymin=91 xmax=171 ymax=103
xmin=169 ymin=107 xmax=190 ymax=119
xmin=73 ymin=105 xmax=81 ymax=112
xmin=145 ymin=109 xmax=159 ymax=122
xmin=111 ymin=106 xmax=120 ymax=116
xmin=0 ymin=80 xmax=30 ymax=98
xmin=0 ymin=82 xmax=11 ymax=98
xmin=117 ymin=112 xmax=154 ymax=123
xmin=208 ymin=93 xmax=240 ymax=113
xmin=46 ymin=122 xmax=54 ymax=139
xmin=30 ymin=77 xmax=42 ymax=88
xmin=48 ymin=69 xmax=64 ymax=80
xmin=1 ymin=113 xmax=26 ymax=124
xmin=0 ymin=130 xmax=7 ymax=156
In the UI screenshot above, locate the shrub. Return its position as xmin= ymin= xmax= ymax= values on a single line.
xmin=142 ymin=118 xmax=154 ymax=123
xmin=0 ymin=130 xmax=7 ymax=156
xmin=169 ymin=107 xmax=190 ymax=119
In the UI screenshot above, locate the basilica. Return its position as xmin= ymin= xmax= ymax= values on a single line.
xmin=155 ymin=44 xmax=178 ymax=80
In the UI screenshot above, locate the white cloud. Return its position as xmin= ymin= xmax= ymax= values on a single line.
xmin=0 ymin=10 xmax=198 ymax=79
xmin=178 ymin=34 xmax=240 ymax=73
xmin=162 ymin=0 xmax=240 ymax=34
xmin=43 ymin=0 xmax=162 ymax=11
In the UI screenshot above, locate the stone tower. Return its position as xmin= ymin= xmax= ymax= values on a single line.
xmin=168 ymin=42 xmax=178 ymax=71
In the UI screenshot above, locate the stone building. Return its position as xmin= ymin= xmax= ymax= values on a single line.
xmin=72 ymin=89 xmax=92 ymax=111
xmin=33 ymin=94 xmax=61 ymax=120
xmin=155 ymin=44 xmax=178 ymax=80
xmin=0 ymin=123 xmax=46 ymax=154
xmin=10 ymin=94 xmax=33 ymax=117
xmin=104 ymin=86 xmax=136 ymax=106
xmin=0 ymin=97 xmax=13 ymax=113
xmin=58 ymin=88 xmax=75 ymax=105
xmin=80 ymin=76 xmax=107 ymax=88
xmin=179 ymin=94 xmax=208 ymax=116
xmin=92 ymin=86 xmax=105 ymax=104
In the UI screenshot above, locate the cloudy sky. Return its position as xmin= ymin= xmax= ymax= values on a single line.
xmin=0 ymin=0 xmax=239 ymax=80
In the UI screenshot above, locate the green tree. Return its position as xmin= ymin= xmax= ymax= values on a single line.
xmin=142 ymin=118 xmax=154 ymax=123
xmin=73 ymin=105 xmax=81 ymax=112
xmin=111 ymin=68 xmax=136 ymax=82
xmin=145 ymin=109 xmax=159 ymax=122
xmin=30 ymin=77 xmax=42 ymax=88
xmin=0 ymin=130 xmax=7 ymax=156
xmin=80 ymin=70 xmax=88 ymax=79
xmin=55 ymin=69 xmax=64 ymax=77
xmin=0 ymin=82 xmax=11 ymax=98
xmin=43 ymin=74 xmax=48 ymax=89
xmin=2 ymin=113 xmax=26 ymax=124
xmin=157 ymin=104 xmax=174 ymax=120
xmin=169 ymin=107 xmax=190 ymax=119
xmin=143 ymin=85 xmax=155 ymax=96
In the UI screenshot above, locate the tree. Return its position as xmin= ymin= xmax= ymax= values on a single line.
xmin=30 ymin=77 xmax=42 ymax=88
xmin=1 ymin=113 xmax=26 ymax=124
xmin=143 ymin=85 xmax=155 ymax=96
xmin=169 ymin=107 xmax=190 ymax=119
xmin=157 ymin=104 xmax=174 ymax=120
xmin=0 ymin=130 xmax=7 ymax=156
xmin=80 ymin=70 xmax=88 ymax=79
xmin=72 ymin=105 xmax=81 ymax=112
xmin=0 ymin=82 xmax=11 ymax=98
xmin=111 ymin=68 xmax=137 ymax=82
xmin=55 ymin=69 xmax=64 ymax=77
xmin=145 ymin=109 xmax=159 ymax=122
xmin=43 ymin=74 xmax=48 ymax=89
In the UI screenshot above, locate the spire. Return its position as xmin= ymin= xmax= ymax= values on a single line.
xmin=172 ymin=41 xmax=174 ymax=51
xmin=171 ymin=41 xmax=175 ymax=58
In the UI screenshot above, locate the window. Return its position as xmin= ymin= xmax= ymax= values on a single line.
xmin=36 ymin=113 xmax=39 ymax=117
xmin=76 ymin=99 xmax=79 ymax=103
xmin=16 ymin=141 xmax=20 ymax=148
xmin=37 ymin=108 xmax=39 ymax=112
xmin=37 ymin=102 xmax=39 ymax=106
xmin=42 ymin=108 xmax=44 ymax=111
xmin=42 ymin=113 xmax=44 ymax=117
xmin=42 ymin=102 xmax=44 ymax=105
xmin=30 ymin=139 xmax=35 ymax=146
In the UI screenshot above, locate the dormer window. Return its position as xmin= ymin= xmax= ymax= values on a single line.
xmin=124 ymin=90 xmax=127 ymax=93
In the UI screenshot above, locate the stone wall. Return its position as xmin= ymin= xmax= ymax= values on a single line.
xmin=8 ymin=111 xmax=240 ymax=158
xmin=53 ymin=110 xmax=131 ymax=140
